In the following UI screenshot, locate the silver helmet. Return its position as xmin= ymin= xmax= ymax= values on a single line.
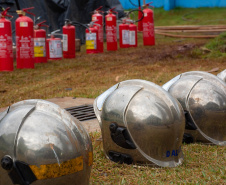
xmin=217 ymin=69 xmax=226 ymax=83
xmin=163 ymin=71 xmax=226 ymax=146
xmin=0 ymin=99 xmax=93 ymax=185
xmin=94 ymin=79 xmax=185 ymax=167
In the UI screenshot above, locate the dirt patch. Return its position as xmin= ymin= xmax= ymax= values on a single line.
xmin=125 ymin=43 xmax=204 ymax=65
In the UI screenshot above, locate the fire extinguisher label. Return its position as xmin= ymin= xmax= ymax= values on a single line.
xmin=144 ymin=13 xmax=147 ymax=17
xmin=143 ymin=23 xmax=154 ymax=37
xmin=129 ymin=31 xmax=136 ymax=45
xmin=63 ymin=34 xmax=68 ymax=52
xmin=0 ymin=35 xmax=13 ymax=59
xmin=107 ymin=17 xmax=112 ymax=21
xmin=34 ymin=38 xmax=46 ymax=57
xmin=49 ymin=40 xmax=62 ymax=58
xmin=0 ymin=23 xmax=4 ymax=28
xmin=106 ymin=26 xmax=117 ymax=43
xmin=86 ymin=33 xmax=97 ymax=50
xmin=98 ymin=26 xmax=103 ymax=42
xmin=92 ymin=16 xmax=97 ymax=21
xmin=0 ymin=35 xmax=7 ymax=58
xmin=20 ymin=22 xmax=28 ymax=27
xmin=122 ymin=30 xmax=129 ymax=45
xmin=17 ymin=36 xmax=34 ymax=59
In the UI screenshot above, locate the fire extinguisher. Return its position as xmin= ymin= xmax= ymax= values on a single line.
xmin=119 ymin=19 xmax=129 ymax=48
xmin=46 ymin=30 xmax=63 ymax=60
xmin=124 ymin=9 xmax=143 ymax=48
xmin=92 ymin=6 xmax=104 ymax=53
xmin=63 ymin=20 xmax=75 ymax=58
xmin=142 ymin=2 xmax=155 ymax=46
xmin=34 ymin=20 xmax=48 ymax=63
xmin=128 ymin=20 xmax=138 ymax=47
xmin=86 ymin=22 xmax=99 ymax=54
xmin=105 ymin=8 xmax=118 ymax=51
xmin=16 ymin=7 xmax=35 ymax=69
xmin=0 ymin=7 xmax=13 ymax=71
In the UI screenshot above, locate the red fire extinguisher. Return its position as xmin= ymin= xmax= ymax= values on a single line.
xmin=63 ymin=20 xmax=75 ymax=58
xmin=128 ymin=20 xmax=138 ymax=47
xmin=119 ymin=19 xmax=129 ymax=48
xmin=86 ymin=22 xmax=99 ymax=54
xmin=16 ymin=7 xmax=35 ymax=69
xmin=142 ymin=2 xmax=155 ymax=46
xmin=0 ymin=7 xmax=13 ymax=71
xmin=46 ymin=30 xmax=63 ymax=60
xmin=92 ymin=6 xmax=104 ymax=53
xmin=121 ymin=9 xmax=143 ymax=48
xmin=34 ymin=20 xmax=48 ymax=63
xmin=105 ymin=8 xmax=118 ymax=51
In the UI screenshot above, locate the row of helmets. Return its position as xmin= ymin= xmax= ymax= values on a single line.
xmin=0 ymin=70 xmax=225 ymax=185
xmin=93 ymin=70 xmax=226 ymax=167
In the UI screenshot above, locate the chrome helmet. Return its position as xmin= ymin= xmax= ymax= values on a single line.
xmin=0 ymin=99 xmax=93 ymax=185
xmin=163 ymin=71 xmax=226 ymax=146
xmin=217 ymin=69 xmax=226 ymax=83
xmin=94 ymin=79 xmax=185 ymax=167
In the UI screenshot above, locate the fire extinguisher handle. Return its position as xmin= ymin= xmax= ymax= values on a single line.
xmin=112 ymin=11 xmax=118 ymax=14
xmin=95 ymin=6 xmax=103 ymax=11
xmin=109 ymin=7 xmax=116 ymax=11
xmin=48 ymin=30 xmax=62 ymax=37
xmin=0 ymin=7 xmax=13 ymax=18
xmin=65 ymin=19 xmax=72 ymax=25
xmin=146 ymin=2 xmax=153 ymax=6
xmin=50 ymin=29 xmax=61 ymax=35
xmin=146 ymin=2 xmax=154 ymax=8
xmin=108 ymin=7 xmax=116 ymax=13
xmin=22 ymin=7 xmax=35 ymax=16
xmin=36 ymin=20 xmax=49 ymax=28
xmin=97 ymin=10 xmax=105 ymax=14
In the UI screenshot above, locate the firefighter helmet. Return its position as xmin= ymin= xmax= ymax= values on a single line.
xmin=94 ymin=79 xmax=185 ymax=167
xmin=163 ymin=71 xmax=226 ymax=146
xmin=0 ymin=99 xmax=93 ymax=185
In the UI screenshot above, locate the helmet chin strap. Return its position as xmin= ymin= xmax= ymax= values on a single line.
xmin=1 ymin=156 xmax=37 ymax=185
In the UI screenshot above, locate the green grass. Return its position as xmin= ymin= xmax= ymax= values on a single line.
xmin=205 ymin=32 xmax=226 ymax=57
xmin=189 ymin=32 xmax=226 ymax=59
xmin=126 ymin=7 xmax=226 ymax=26
xmin=90 ymin=133 xmax=226 ymax=184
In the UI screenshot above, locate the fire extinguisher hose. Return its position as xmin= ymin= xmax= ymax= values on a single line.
xmin=126 ymin=9 xmax=144 ymax=22
xmin=71 ymin=21 xmax=91 ymax=33
xmin=15 ymin=0 xmax=21 ymax=10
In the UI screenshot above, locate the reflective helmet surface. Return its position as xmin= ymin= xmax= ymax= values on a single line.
xmin=94 ymin=79 xmax=185 ymax=167
xmin=0 ymin=99 xmax=93 ymax=185
xmin=163 ymin=71 xmax=226 ymax=146
xmin=217 ymin=69 xmax=226 ymax=83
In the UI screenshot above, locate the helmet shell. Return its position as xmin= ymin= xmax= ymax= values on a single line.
xmin=0 ymin=99 xmax=93 ymax=185
xmin=94 ymin=80 xmax=185 ymax=167
xmin=217 ymin=69 xmax=226 ymax=83
xmin=163 ymin=71 xmax=226 ymax=146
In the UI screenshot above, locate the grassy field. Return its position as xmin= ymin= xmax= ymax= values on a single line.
xmin=0 ymin=8 xmax=226 ymax=184
xmin=91 ymin=133 xmax=225 ymax=184
xmin=128 ymin=7 xmax=226 ymax=26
